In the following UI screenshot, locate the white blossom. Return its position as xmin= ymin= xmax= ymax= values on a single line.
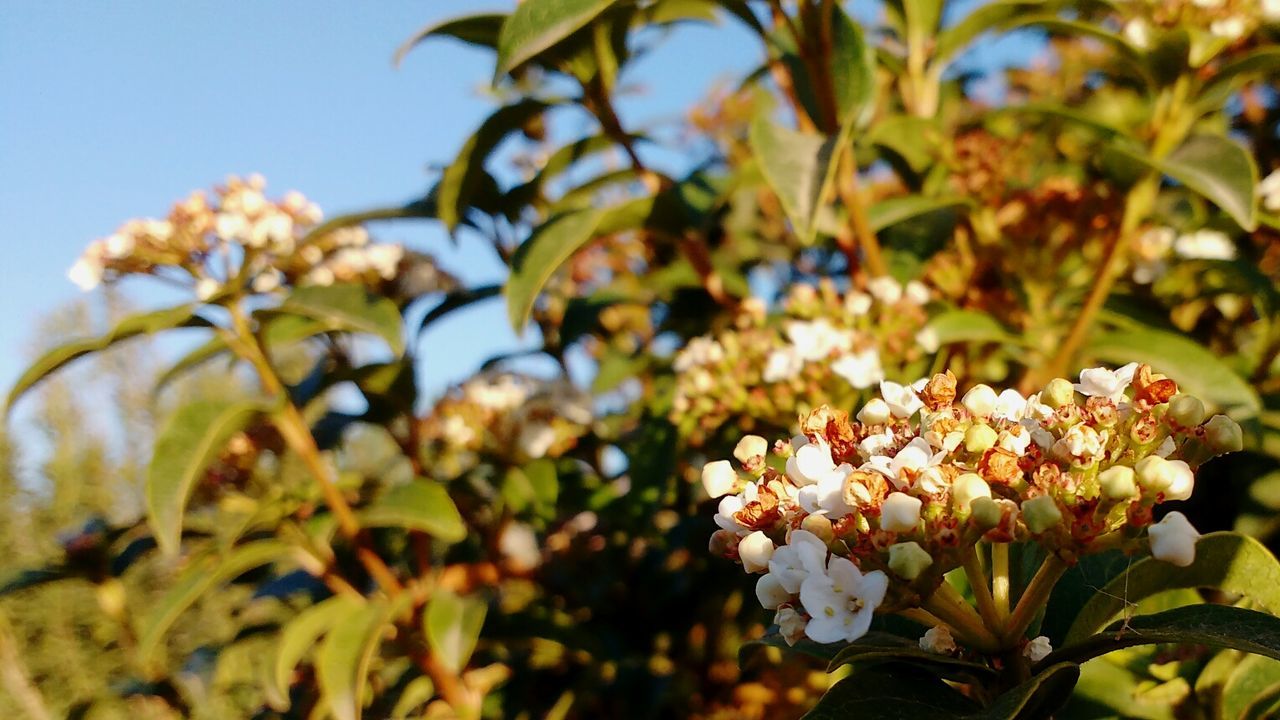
xmin=920 ymin=626 xmax=957 ymax=654
xmin=786 ymin=319 xmax=852 ymax=361
xmin=674 ymin=337 xmax=725 ymax=372
xmin=517 ymin=422 xmax=556 ymax=459
xmin=788 ymin=440 xmax=837 ymax=486
xmin=867 ymin=276 xmax=903 ymax=305
xmin=797 ymin=463 xmax=856 ymax=518
xmin=1123 ymin=18 xmax=1151 ymax=49
xmin=195 ymin=278 xmax=221 ymax=302
xmin=832 ymin=349 xmax=885 ymax=389
xmin=1260 ymin=170 xmax=1280 ymax=212
xmin=962 ymin=384 xmax=998 ymax=418
xmin=866 ymin=437 xmax=941 ymax=489
xmin=1174 ymin=229 xmax=1236 ymax=261
xmin=1164 ymin=459 xmax=1195 ymax=502
xmin=857 ymin=398 xmax=892 ymax=425
xmin=756 ymin=573 xmax=792 ymax=609
xmin=880 ymin=492 xmax=922 ymax=532
xmin=1149 ymin=511 xmax=1200 ymax=566
xmin=68 ymin=255 xmax=104 ymax=291
xmin=739 ymin=531 xmax=775 ymax=573
xmin=880 ymin=380 xmax=924 ymax=418
xmin=799 ymin=557 xmax=888 ymax=643
xmin=763 ymin=347 xmax=804 ymax=382
xmin=904 ymin=280 xmax=930 ymax=305
xmin=1074 ymin=363 xmax=1139 ymax=402
xmin=1208 ymin=16 xmax=1246 ymax=42
xmin=1024 ymin=636 xmax=1053 ymax=663
xmin=701 ymin=460 xmax=738 ymax=499
xmin=768 ymin=529 xmax=828 ymax=593
xmin=844 ymin=291 xmax=872 ymax=316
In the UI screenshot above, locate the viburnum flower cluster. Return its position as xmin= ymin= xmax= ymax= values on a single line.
xmin=67 ymin=174 xmax=452 ymax=300
xmin=671 ymin=279 xmax=937 ymax=445
xmin=705 ymin=363 xmax=1243 ymax=651
xmin=1121 ymin=0 xmax=1278 ymax=49
xmin=420 ymin=371 xmax=593 ymax=478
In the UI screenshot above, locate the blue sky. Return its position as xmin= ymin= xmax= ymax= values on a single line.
xmin=0 ymin=2 xmax=762 ymax=405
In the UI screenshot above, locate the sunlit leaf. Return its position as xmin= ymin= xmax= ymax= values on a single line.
xmin=394 ymin=12 xmax=507 ymax=66
xmin=318 ymin=598 xmax=394 ymax=720
xmin=494 ymin=0 xmax=619 ymax=79
xmin=425 ymin=590 xmax=488 ymax=674
xmin=278 ymin=284 xmax=405 ymax=355
xmin=749 ymin=117 xmax=837 ymax=245
xmin=505 ymin=208 xmax=604 ymax=331
xmin=1110 ymin=133 xmax=1259 ymax=231
xmin=359 ymin=479 xmax=466 ymax=543
xmin=270 ymin=595 xmax=364 ymax=709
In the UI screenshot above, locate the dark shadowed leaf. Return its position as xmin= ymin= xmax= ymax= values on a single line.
xmin=439 ymin=99 xmax=554 ymax=230
xmin=802 ymin=664 xmax=979 ymax=719
xmin=394 ymin=12 xmax=507 ymax=66
xmin=827 ymin=631 xmax=997 ymax=682
xmin=417 ymin=284 xmax=502 ymax=337
xmin=1047 ymin=605 xmax=1280 ymax=668
xmin=981 ymin=662 xmax=1080 ymax=719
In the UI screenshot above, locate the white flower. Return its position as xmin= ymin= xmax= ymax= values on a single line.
xmin=1123 ymin=18 xmax=1151 ymax=49
xmin=858 ymin=427 xmax=896 ymax=458
xmin=763 ymin=347 xmax=804 ymax=382
xmin=1057 ymin=424 xmax=1105 ymax=463
xmin=832 ymin=349 xmax=884 ymax=389
xmin=68 ymin=255 xmax=104 ymax=291
xmin=1164 ymin=459 xmax=1195 ymax=502
xmin=740 ymin=531 xmax=775 ymax=573
xmin=916 ymin=466 xmax=950 ymax=495
xmin=1024 ymin=636 xmax=1053 ymax=663
xmin=880 ymin=492 xmax=922 ymax=532
xmin=1209 ymin=16 xmax=1246 ymax=42
xmin=195 ymin=278 xmax=221 ymax=301
xmin=701 ymin=460 xmax=738 ymax=499
xmin=104 ymin=233 xmax=134 ymax=259
xmin=714 ymin=481 xmax=761 ymax=534
xmin=920 ymin=626 xmax=957 ymax=655
xmin=866 ymin=437 xmax=941 ymax=489
xmin=1191 ymin=0 xmax=1224 ymax=7
xmin=466 ymin=374 xmax=529 ymax=411
xmin=1149 ymin=511 xmax=1200 ymax=567
xmin=1074 ymin=363 xmax=1139 ymax=402
xmin=962 ymin=384 xmax=998 ymax=418
xmin=499 ymin=522 xmax=542 ymax=572
xmin=844 ymin=291 xmax=872 ymax=316
xmin=1132 ymin=227 xmax=1174 ymax=283
xmin=306 ymin=266 xmax=336 ymax=286
xmin=1260 ymin=170 xmax=1280 ymax=212
xmin=880 ymin=380 xmax=924 ymax=418
xmin=857 ymin=398 xmax=892 ymax=425
xmin=517 ymin=422 xmax=557 ymax=458
xmin=215 ymin=212 xmax=248 ymax=242
xmin=756 ymin=573 xmax=792 ymax=609
xmin=867 ymin=276 xmax=902 ymax=305
xmin=787 ymin=441 xmax=837 ymax=486
xmin=1265 ymin=0 xmax=1280 ymax=22
xmin=797 ymin=463 xmax=856 ymax=518
xmin=775 ymin=607 xmax=808 ymax=646
xmin=441 ymin=415 xmax=476 ymax=446
xmin=916 ymin=327 xmax=940 ymax=353
xmin=786 ymin=319 xmax=852 ymax=361
xmin=1174 ymin=229 xmax=1236 ymax=261
xmin=992 ymin=389 xmax=1028 ymax=421
xmin=904 ymin=280 xmax=930 ymax=305
xmin=998 ymin=426 xmax=1033 ymax=457
xmin=768 ymin=529 xmax=829 ymax=593
xmin=734 ymin=435 xmax=769 ymax=463
xmin=800 ymin=556 xmax=888 ymax=644
xmin=674 ymin=337 xmax=725 ymax=372
xmin=252 ymin=269 xmax=284 ymax=293
xmin=952 ymin=473 xmax=991 ymax=510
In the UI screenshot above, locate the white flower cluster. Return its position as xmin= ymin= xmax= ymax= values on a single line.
xmin=672 ymin=279 xmax=936 ymax=445
xmin=1131 ymin=226 xmax=1237 ymax=284
xmin=706 ymin=364 xmax=1242 ymax=647
xmin=1122 ymin=0 xmax=1276 ymax=50
xmin=68 ymin=175 xmax=446 ymax=299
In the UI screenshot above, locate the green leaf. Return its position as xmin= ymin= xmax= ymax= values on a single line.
xmin=1198 ymin=48 xmax=1280 ymax=112
xmin=868 ymin=196 xmax=969 ymax=234
xmin=394 ymin=12 xmax=507 ymax=66
xmin=318 ymin=598 xmax=393 ymax=720
xmin=270 ymin=595 xmax=364 ymax=708
xmin=505 ymin=208 xmax=604 ymax=331
xmin=935 ymin=1 xmax=1057 ymax=65
xmin=1224 ymin=655 xmax=1280 ymax=720
xmin=418 ymin=284 xmax=502 ymax=336
xmin=502 ymin=459 xmax=559 ymax=518
xmin=390 ymin=675 xmax=435 ymax=720
xmin=1087 ymin=327 xmax=1261 ymax=418
xmin=827 ymin=5 xmax=875 ymax=127
xmin=826 ymin=632 xmax=996 ymax=682
xmin=151 ymin=335 xmax=230 ymax=396
xmin=867 ymin=115 xmax=939 ymax=172
xmin=749 ymin=117 xmax=838 ymax=245
xmin=439 ymin=99 xmax=554 ymax=231
xmin=7 ymin=304 xmax=208 ymax=412
xmin=359 ymin=479 xmax=466 ymax=543
xmin=300 ymin=200 xmax=436 ymax=246
xmin=1065 ymin=533 xmax=1280 ymax=644
xmin=279 ymin=284 xmax=405 ymax=355
xmin=425 ymin=590 xmax=488 ymax=674
xmin=1047 ymin=605 xmax=1280 ymax=668
xmin=982 ymin=663 xmax=1080 ymax=719
xmin=146 ymin=399 xmax=268 ymax=555
xmin=0 ymin=567 xmax=71 ymax=597
xmin=803 ymin=664 xmax=980 ymax=719
xmin=494 ymin=0 xmax=619 ymax=79
xmin=1066 ymin=656 xmax=1178 ymax=720
xmin=926 ymin=309 xmax=1018 ymax=345
xmin=739 ymin=631 xmax=849 ymax=667
xmin=1111 ymin=133 xmax=1259 ymax=231
xmin=136 ymin=540 xmax=289 ymax=666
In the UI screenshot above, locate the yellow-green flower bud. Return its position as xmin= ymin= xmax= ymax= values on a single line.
xmin=1022 ymin=495 xmax=1063 ymax=534
xmin=1098 ymin=466 xmax=1137 ymax=500
xmin=888 ymin=541 xmax=933 ymax=580
xmin=965 ymin=424 xmax=999 ymax=453
xmin=1204 ymin=415 xmax=1243 ymax=453
xmin=1168 ymin=395 xmax=1206 ymax=427
xmin=1042 ymin=378 xmax=1076 ymax=409
xmin=801 ymin=513 xmax=835 ymax=544
xmin=970 ymin=497 xmax=1003 ymax=530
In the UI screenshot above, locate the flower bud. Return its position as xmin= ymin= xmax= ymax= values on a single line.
xmin=734 ymin=435 xmax=769 ymax=464
xmin=1022 ymin=495 xmax=1063 ymax=534
xmin=962 ymin=384 xmax=998 ymax=418
xmin=1042 ymin=378 xmax=1076 ymax=409
xmin=775 ymin=607 xmax=807 ymax=646
xmin=970 ymin=497 xmax=1003 ymax=529
xmin=1023 ymin=636 xmax=1053 ymax=663
xmin=965 ymin=424 xmax=998 ymax=453
xmin=857 ymin=398 xmax=892 ymax=425
xmin=755 ymin=573 xmax=791 ymax=609
xmin=1204 ymin=415 xmax=1243 ymax=453
xmin=1148 ymin=511 xmax=1199 ymax=566
xmin=880 ymin=492 xmax=922 ymax=533
xmin=1164 ymin=460 xmax=1194 ymax=502
xmin=801 ymin=513 xmax=835 ymax=544
xmin=701 ymin=460 xmax=738 ymax=498
xmin=919 ymin=626 xmax=956 ymax=655
xmin=1135 ymin=456 xmax=1175 ymax=493
xmin=888 ymin=541 xmax=933 ymax=580
xmin=1168 ymin=395 xmax=1206 ymax=427
xmin=1098 ymin=466 xmax=1137 ymax=500
xmin=739 ymin=531 xmax=775 ymax=573
xmin=952 ymin=473 xmax=992 ymax=511
xmin=709 ymin=529 xmax=739 ymax=557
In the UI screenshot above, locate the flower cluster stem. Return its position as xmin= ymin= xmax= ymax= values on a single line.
xmin=961 ymin=546 xmax=1002 ymax=633
xmin=992 ymin=542 xmax=1011 ymax=623
xmin=1002 ymin=554 xmax=1069 ymax=645
xmin=923 ymin=582 xmax=1002 ymax=653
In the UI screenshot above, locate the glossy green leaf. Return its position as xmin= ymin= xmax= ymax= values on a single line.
xmin=505 ymin=208 xmax=604 ymax=331
xmin=136 ymin=540 xmax=288 ymax=666
xmin=935 ymin=1 xmax=1057 ymax=64
xmin=1087 ymin=327 xmax=1260 ymax=417
xmin=318 ymin=599 xmax=392 ymax=720
xmin=390 ymin=675 xmax=435 ymax=720
xmin=827 ymin=5 xmax=875 ymax=127
xmin=1066 ymin=533 xmax=1280 ymax=644
xmin=359 ymin=479 xmax=466 ymax=543
xmin=982 ymin=662 xmax=1080 ymax=719
xmin=1198 ymin=48 xmax=1280 ymax=112
xmin=394 ymin=12 xmax=507 ymax=66
xmin=867 ymin=115 xmax=939 ymax=172
xmin=739 ymin=631 xmax=849 ymax=667
xmin=439 ymin=99 xmax=554 ymax=230
xmin=1065 ymin=656 xmax=1178 ymax=720
xmin=1048 ymin=605 xmax=1280 ymax=668
xmin=6 ymin=304 xmax=208 ymax=412
xmin=494 ymin=0 xmax=618 ymax=79
xmin=279 ymin=283 xmax=405 ymax=355
xmin=803 ymin=664 xmax=980 ymax=719
xmin=146 ymin=399 xmax=268 ymax=555
xmin=503 ymin=458 xmax=559 ymax=518
xmin=926 ymin=309 xmax=1017 ymax=345
xmin=749 ymin=117 xmax=837 ymax=245
xmin=1111 ymin=133 xmax=1259 ymax=231
xmin=1224 ymin=655 xmax=1280 ymax=720
xmin=868 ymin=196 xmax=969 ymax=233
xmin=418 ymin=284 xmax=501 ymax=336
xmin=826 ymin=632 xmax=996 ymax=682
xmin=151 ymin=335 xmax=230 ymax=396
xmin=425 ymin=589 xmax=488 ymax=674
xmin=271 ymin=595 xmax=364 ymax=707
xmin=300 ymin=200 xmax=436 ymax=246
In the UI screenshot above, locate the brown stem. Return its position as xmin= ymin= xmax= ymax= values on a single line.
xmin=836 ymin=148 xmax=888 ymax=277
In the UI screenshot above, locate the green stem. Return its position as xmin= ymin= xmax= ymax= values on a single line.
xmin=992 ymin=542 xmax=1011 ymax=624
xmin=923 ymin=583 xmax=1003 ymax=653
xmin=1002 ymin=554 xmax=1069 ymax=645
xmin=962 ymin=546 xmax=1002 ymax=634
